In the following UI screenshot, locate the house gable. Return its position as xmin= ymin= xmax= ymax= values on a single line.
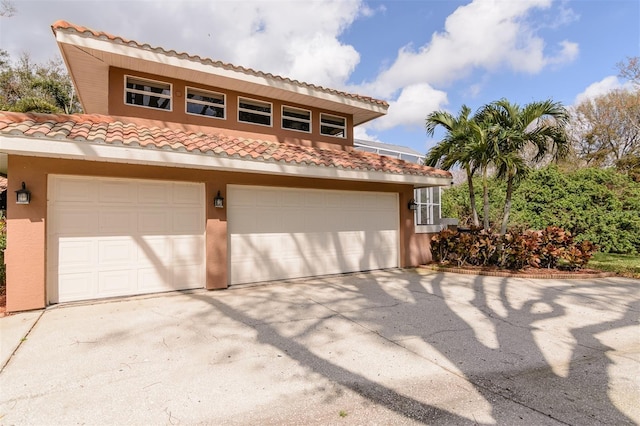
xmin=52 ymin=20 xmax=388 ymax=148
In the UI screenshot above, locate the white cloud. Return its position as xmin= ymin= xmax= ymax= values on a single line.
xmin=353 ymin=126 xmax=381 ymax=142
xmin=370 ymin=83 xmax=448 ymax=131
xmin=574 ymin=76 xmax=635 ymax=105
xmin=361 ymin=0 xmax=578 ymax=99
xmin=0 ymin=0 xmax=579 ymax=140
xmin=0 ymin=0 xmax=371 ymax=89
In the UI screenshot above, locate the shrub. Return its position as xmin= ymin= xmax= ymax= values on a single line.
xmin=442 ymin=166 xmax=640 ymax=254
xmin=431 ymin=226 xmax=597 ymax=271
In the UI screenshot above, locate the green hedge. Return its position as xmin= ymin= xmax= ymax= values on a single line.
xmin=442 ymin=166 xmax=640 ymax=254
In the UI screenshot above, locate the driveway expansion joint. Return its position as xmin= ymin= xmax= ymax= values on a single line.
xmin=0 ymin=310 xmax=44 ymax=373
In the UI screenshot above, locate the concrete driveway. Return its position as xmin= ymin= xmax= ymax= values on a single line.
xmin=1 ymin=269 xmax=638 ymax=425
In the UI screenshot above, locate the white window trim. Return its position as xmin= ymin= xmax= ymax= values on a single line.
xmin=185 ymin=86 xmax=226 ymax=120
xmin=415 ymin=224 xmax=446 ymax=234
xmin=320 ymin=113 xmax=347 ymax=138
xmin=281 ymin=105 xmax=311 ymax=133
xmin=124 ymin=75 xmax=172 ymax=112
xmin=414 ymin=187 xmax=442 ymax=232
xmin=238 ymin=97 xmax=272 ymax=127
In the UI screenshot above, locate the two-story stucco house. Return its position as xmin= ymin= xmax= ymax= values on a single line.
xmin=0 ymin=21 xmax=451 ymax=312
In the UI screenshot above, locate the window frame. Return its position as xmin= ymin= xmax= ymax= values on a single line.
xmin=185 ymin=86 xmax=226 ymax=120
xmin=281 ymin=105 xmax=311 ymax=133
xmin=124 ymin=75 xmax=172 ymax=112
xmin=414 ymin=187 xmax=441 ymax=226
xmin=237 ymin=97 xmax=273 ymax=127
xmin=320 ymin=113 xmax=347 ymax=138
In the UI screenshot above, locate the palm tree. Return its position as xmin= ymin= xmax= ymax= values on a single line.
xmin=425 ymin=105 xmax=481 ymax=228
xmin=478 ymin=99 xmax=569 ymax=235
xmin=462 ymin=120 xmax=494 ymax=230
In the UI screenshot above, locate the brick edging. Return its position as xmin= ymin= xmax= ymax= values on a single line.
xmin=419 ymin=265 xmax=616 ymax=279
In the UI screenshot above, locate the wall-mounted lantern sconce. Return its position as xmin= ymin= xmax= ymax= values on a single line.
xmin=214 ymin=190 xmax=224 ymax=208
xmin=408 ymin=199 xmax=418 ymax=211
xmin=16 ymin=182 xmax=31 ymax=205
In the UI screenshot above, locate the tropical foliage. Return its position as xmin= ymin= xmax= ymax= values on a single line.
xmin=476 ymin=99 xmax=569 ymax=234
xmin=441 ymin=166 xmax=640 ymax=254
xmin=425 ymin=105 xmax=481 ymax=228
xmin=425 ymin=99 xmax=569 ymax=234
xmin=431 ymin=226 xmax=597 ymax=271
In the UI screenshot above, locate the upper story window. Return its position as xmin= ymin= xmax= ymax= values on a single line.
xmin=414 ymin=187 xmax=441 ymax=225
xmin=282 ymin=106 xmax=311 ymax=133
xmin=186 ymin=87 xmax=225 ymax=119
xmin=125 ymin=76 xmax=171 ymax=111
xmin=320 ymin=113 xmax=346 ymax=138
xmin=238 ymin=97 xmax=272 ymax=126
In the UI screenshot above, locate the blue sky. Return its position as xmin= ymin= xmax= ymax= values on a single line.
xmin=1 ymin=0 xmax=638 ymax=154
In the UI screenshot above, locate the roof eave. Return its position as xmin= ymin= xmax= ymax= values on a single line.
xmin=0 ymin=135 xmax=450 ymax=187
xmin=54 ymin=29 xmax=388 ymax=125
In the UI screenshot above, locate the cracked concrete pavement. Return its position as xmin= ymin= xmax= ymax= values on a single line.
xmin=1 ymin=269 xmax=638 ymax=425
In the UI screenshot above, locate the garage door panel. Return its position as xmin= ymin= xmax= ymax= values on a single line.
xmin=137 ymin=267 xmax=170 ymax=291
xmin=255 ymin=190 xmax=280 ymax=207
xmin=138 ymin=236 xmax=172 ymax=264
xmin=97 ymin=270 xmax=135 ymax=295
xmin=138 ymin=182 xmax=171 ymax=204
xmin=229 ymin=186 xmax=398 ymax=285
xmin=55 ymin=209 xmax=98 ymax=234
xmin=173 ymin=183 xmax=203 ymax=205
xmin=138 ymin=211 xmax=170 ymax=233
xmin=172 ymin=236 xmax=205 ymax=264
xmin=57 ymin=272 xmax=95 ymax=303
xmin=58 ymin=239 xmax=94 ymax=270
xmin=99 ymin=180 xmax=136 ymax=204
xmin=99 ymin=210 xmax=135 ymax=234
xmin=174 ymin=264 xmax=204 ymax=287
xmin=172 ymin=209 xmax=203 ymax=233
xmin=97 ymin=238 xmax=135 ymax=265
xmin=48 ymin=176 xmax=205 ymax=303
xmin=53 ymin=178 xmax=96 ymax=203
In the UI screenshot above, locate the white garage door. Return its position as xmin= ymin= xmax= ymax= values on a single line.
xmin=228 ymin=185 xmax=399 ymax=285
xmin=47 ymin=176 xmax=205 ymax=303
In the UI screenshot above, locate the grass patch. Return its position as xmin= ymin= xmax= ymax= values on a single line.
xmin=588 ymin=252 xmax=640 ymax=278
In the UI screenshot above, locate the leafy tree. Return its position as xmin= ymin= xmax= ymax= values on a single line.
xmin=617 ymin=56 xmax=640 ymax=86
xmin=477 ymin=99 xmax=569 ymax=234
xmin=0 ymin=52 xmax=81 ymax=114
xmin=425 ymin=105 xmax=481 ymax=228
xmin=569 ymin=89 xmax=640 ymax=180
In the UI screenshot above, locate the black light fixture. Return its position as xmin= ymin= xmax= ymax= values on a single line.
xmin=408 ymin=199 xmax=418 ymax=211
xmin=16 ymin=182 xmax=31 ymax=205
xmin=214 ymin=190 xmax=224 ymax=208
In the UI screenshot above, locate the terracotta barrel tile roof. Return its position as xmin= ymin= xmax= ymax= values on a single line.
xmin=51 ymin=20 xmax=388 ymax=109
xmin=0 ymin=111 xmax=451 ymax=179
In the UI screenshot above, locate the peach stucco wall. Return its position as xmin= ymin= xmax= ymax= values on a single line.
xmin=6 ymin=155 xmax=432 ymax=312
xmin=108 ymin=67 xmax=355 ymax=151
xmin=5 ymin=157 xmax=47 ymax=311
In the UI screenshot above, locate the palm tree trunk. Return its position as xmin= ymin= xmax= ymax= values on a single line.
xmin=500 ymin=174 xmax=514 ymax=235
xmin=482 ymin=166 xmax=490 ymax=230
xmin=466 ymin=166 xmax=480 ymax=227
